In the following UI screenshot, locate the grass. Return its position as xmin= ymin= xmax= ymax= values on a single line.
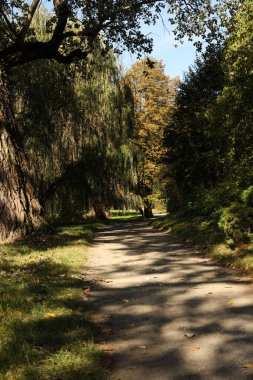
xmin=0 ymin=221 xmax=108 ymax=380
xmin=109 ymin=209 xmax=166 ymax=222
xmin=151 ymin=213 xmax=253 ymax=276
xmin=109 ymin=210 xmax=142 ymax=220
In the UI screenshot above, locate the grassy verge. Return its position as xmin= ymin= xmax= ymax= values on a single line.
xmin=109 ymin=210 xmax=142 ymax=221
xmin=0 ymin=222 xmax=108 ymax=380
xmin=151 ymin=213 xmax=253 ymax=275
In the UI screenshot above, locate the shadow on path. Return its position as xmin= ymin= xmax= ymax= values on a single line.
xmin=86 ymin=221 xmax=253 ymax=380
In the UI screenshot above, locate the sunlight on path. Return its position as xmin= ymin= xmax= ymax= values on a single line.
xmin=86 ymin=222 xmax=253 ymax=380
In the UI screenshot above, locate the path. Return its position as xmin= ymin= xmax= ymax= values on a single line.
xmin=86 ymin=221 xmax=253 ymax=380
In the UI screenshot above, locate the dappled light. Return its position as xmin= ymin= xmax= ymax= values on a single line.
xmin=87 ymin=221 xmax=253 ymax=380
xmin=0 ymin=0 xmax=252 ymax=378
xmin=0 ymin=224 xmax=107 ymax=379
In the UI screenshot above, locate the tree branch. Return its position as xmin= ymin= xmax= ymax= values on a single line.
xmin=17 ymin=0 xmax=41 ymax=44
xmin=50 ymin=0 xmax=70 ymax=47
xmin=0 ymin=9 xmax=18 ymax=37
xmin=54 ymin=48 xmax=88 ymax=64
xmin=0 ymin=39 xmax=88 ymax=67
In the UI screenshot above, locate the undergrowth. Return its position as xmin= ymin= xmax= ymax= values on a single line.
xmin=152 ymin=213 xmax=253 ymax=275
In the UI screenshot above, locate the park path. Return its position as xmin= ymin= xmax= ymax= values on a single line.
xmin=86 ymin=221 xmax=253 ymax=380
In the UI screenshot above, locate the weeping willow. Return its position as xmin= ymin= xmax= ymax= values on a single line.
xmin=9 ymin=9 xmax=140 ymax=222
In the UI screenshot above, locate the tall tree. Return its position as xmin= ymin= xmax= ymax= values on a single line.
xmin=12 ymin=22 xmax=138 ymax=221
xmin=163 ymin=45 xmax=226 ymax=210
xmin=208 ymin=0 xmax=253 ymax=187
xmin=125 ymin=57 xmax=178 ymax=217
xmin=0 ymin=0 xmax=244 ymax=241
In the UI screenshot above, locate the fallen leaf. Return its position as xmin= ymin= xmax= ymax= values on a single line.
xmin=82 ymin=295 xmax=89 ymax=301
xmin=185 ymin=332 xmax=195 ymax=338
xmin=226 ymin=299 xmax=234 ymax=305
xmin=188 ymin=345 xmax=200 ymax=352
xmin=242 ymin=364 xmax=253 ymax=369
xmin=138 ymin=345 xmax=146 ymax=349
xmin=105 ymin=345 xmax=113 ymax=352
xmin=122 ymin=299 xmax=129 ymax=303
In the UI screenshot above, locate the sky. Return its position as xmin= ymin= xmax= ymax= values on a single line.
xmin=42 ymin=1 xmax=198 ymax=80
xmin=121 ymin=14 xmax=198 ymax=80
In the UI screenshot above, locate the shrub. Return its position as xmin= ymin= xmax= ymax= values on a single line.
xmin=218 ymin=188 xmax=253 ymax=245
xmin=241 ymin=186 xmax=253 ymax=207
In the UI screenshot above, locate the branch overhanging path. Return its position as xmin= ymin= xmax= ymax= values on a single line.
xmin=86 ymin=221 xmax=253 ymax=380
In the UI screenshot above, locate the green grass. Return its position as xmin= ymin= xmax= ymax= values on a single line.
xmin=151 ymin=213 xmax=253 ymax=276
xmin=0 ymin=222 xmax=108 ymax=380
xmin=109 ymin=210 xmax=142 ymax=220
xmin=109 ymin=209 xmax=166 ymax=222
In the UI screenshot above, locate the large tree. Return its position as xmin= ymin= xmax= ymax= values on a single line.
xmin=0 ymin=0 xmax=244 ymax=242
xmin=125 ymin=57 xmax=178 ymax=217
xmin=163 ymin=45 xmax=225 ymax=199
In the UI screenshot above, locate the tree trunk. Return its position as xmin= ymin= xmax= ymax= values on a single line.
xmin=144 ymin=201 xmax=153 ymax=218
xmin=0 ymin=65 xmax=44 ymax=243
xmin=93 ymin=203 xmax=109 ymax=220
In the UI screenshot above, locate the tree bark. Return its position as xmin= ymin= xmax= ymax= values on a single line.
xmin=93 ymin=203 xmax=109 ymax=220
xmin=144 ymin=201 xmax=153 ymax=218
xmin=0 ymin=65 xmax=44 ymax=243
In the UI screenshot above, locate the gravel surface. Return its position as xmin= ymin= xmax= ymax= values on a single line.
xmin=86 ymin=221 xmax=253 ymax=380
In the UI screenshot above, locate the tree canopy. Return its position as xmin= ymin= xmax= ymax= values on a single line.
xmin=125 ymin=57 xmax=178 ymax=216
xmin=162 ymin=1 xmax=253 ymax=245
xmin=0 ymin=0 xmax=250 ymax=242
xmin=0 ymin=0 xmax=244 ymax=68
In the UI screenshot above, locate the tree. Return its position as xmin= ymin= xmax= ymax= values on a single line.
xmin=0 ymin=0 xmax=244 ymax=242
xmin=125 ymin=57 xmax=178 ymax=217
xmin=208 ymin=0 xmax=253 ymax=188
xmin=163 ymin=1 xmax=253 ymax=216
xmin=163 ymin=45 xmax=226 ymax=211
xmin=11 ymin=15 xmax=138 ymax=222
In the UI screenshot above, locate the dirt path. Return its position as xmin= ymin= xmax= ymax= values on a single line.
xmin=86 ymin=221 xmax=253 ymax=380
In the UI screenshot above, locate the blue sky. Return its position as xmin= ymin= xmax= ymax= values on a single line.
xmin=42 ymin=1 xmax=198 ymax=80
xmin=122 ymin=15 xmax=198 ymax=80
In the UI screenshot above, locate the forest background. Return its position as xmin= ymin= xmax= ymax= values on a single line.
xmin=0 ymin=0 xmax=252 ymax=248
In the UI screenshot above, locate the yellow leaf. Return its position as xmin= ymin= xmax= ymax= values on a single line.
xmin=226 ymin=299 xmax=234 ymax=305
xmin=242 ymin=364 xmax=253 ymax=369
xmin=105 ymin=345 xmax=113 ymax=352
xmin=188 ymin=346 xmax=200 ymax=352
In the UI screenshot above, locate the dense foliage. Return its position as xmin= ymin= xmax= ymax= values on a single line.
xmin=7 ymin=10 xmax=140 ymax=222
xmin=0 ymin=0 xmax=250 ymax=242
xmin=125 ymin=58 xmax=178 ymax=216
xmin=163 ymin=1 xmax=253 ymax=245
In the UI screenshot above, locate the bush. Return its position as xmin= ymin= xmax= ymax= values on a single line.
xmin=241 ymin=186 xmax=253 ymax=207
xmin=219 ymin=202 xmax=248 ymax=244
xmin=218 ymin=188 xmax=253 ymax=245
